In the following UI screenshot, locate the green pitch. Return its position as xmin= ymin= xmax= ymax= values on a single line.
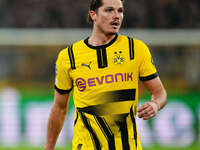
xmin=0 ymin=145 xmax=199 ymax=150
xmin=0 ymin=145 xmax=71 ymax=150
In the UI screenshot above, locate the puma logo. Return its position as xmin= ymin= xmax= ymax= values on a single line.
xmin=77 ymin=144 xmax=82 ymax=150
xmin=81 ymin=61 xmax=92 ymax=69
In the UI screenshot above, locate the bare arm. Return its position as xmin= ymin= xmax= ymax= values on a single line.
xmin=137 ymin=76 xmax=167 ymax=120
xmin=44 ymin=90 xmax=70 ymax=150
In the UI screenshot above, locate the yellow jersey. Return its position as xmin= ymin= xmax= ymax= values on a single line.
xmin=55 ymin=34 xmax=158 ymax=150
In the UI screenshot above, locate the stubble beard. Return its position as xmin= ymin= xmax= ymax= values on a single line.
xmin=100 ymin=25 xmax=120 ymax=36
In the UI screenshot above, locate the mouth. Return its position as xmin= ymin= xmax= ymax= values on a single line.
xmin=110 ymin=21 xmax=120 ymax=28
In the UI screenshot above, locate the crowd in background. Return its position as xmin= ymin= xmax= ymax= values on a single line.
xmin=0 ymin=0 xmax=199 ymax=28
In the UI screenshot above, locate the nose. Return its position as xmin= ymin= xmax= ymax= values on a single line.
xmin=113 ymin=10 xmax=120 ymax=19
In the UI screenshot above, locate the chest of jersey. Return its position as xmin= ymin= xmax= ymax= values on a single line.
xmin=70 ymin=43 xmax=139 ymax=93
xmin=66 ymin=36 xmax=146 ymax=109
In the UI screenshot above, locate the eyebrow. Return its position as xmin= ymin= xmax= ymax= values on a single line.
xmin=104 ymin=6 xmax=124 ymax=10
xmin=104 ymin=6 xmax=114 ymax=9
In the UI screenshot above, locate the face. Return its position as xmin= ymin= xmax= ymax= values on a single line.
xmin=90 ymin=0 xmax=124 ymax=35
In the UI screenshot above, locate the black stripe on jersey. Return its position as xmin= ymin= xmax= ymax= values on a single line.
xmin=94 ymin=116 xmax=116 ymax=150
xmin=128 ymin=37 xmax=134 ymax=60
xmin=139 ymin=72 xmax=158 ymax=81
xmin=130 ymin=106 xmax=137 ymax=148
xmin=74 ymin=110 xmax=78 ymax=126
xmin=77 ymin=106 xmax=129 ymax=116
xmin=118 ymin=120 xmax=130 ymax=150
xmin=77 ymin=89 xmax=136 ymax=116
xmin=68 ymin=45 xmax=76 ymax=69
xmin=54 ymin=85 xmax=73 ymax=94
xmin=104 ymin=89 xmax=136 ymax=102
xmin=80 ymin=112 xmax=101 ymax=150
xmin=77 ymin=106 xmax=102 ymax=116
xmin=96 ymin=48 xmax=108 ymax=68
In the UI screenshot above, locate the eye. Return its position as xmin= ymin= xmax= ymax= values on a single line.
xmin=118 ymin=8 xmax=124 ymax=13
xmin=105 ymin=7 xmax=114 ymax=12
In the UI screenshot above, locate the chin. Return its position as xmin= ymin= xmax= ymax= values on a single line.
xmin=107 ymin=30 xmax=119 ymax=35
xmin=107 ymin=32 xmax=117 ymax=36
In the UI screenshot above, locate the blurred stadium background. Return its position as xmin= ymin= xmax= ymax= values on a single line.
xmin=0 ymin=0 xmax=200 ymax=150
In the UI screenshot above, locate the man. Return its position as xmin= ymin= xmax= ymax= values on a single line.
xmin=45 ymin=0 xmax=167 ymax=150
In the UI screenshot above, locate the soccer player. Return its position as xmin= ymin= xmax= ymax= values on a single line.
xmin=45 ymin=0 xmax=167 ymax=150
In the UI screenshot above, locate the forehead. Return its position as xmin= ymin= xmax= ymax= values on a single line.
xmin=101 ymin=0 xmax=123 ymax=8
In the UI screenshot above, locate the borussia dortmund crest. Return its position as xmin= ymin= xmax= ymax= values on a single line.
xmin=112 ymin=51 xmax=125 ymax=64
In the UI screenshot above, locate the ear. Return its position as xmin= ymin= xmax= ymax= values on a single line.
xmin=89 ymin=10 xmax=96 ymax=22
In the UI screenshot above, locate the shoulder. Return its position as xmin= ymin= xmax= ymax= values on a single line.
xmin=57 ymin=47 xmax=69 ymax=60
xmin=134 ymin=39 xmax=149 ymax=48
xmin=58 ymin=39 xmax=85 ymax=57
xmin=72 ymin=39 xmax=85 ymax=48
xmin=124 ymin=36 xmax=152 ymax=59
xmin=119 ymin=35 xmax=149 ymax=47
xmin=134 ymin=39 xmax=150 ymax=54
xmin=125 ymin=36 xmax=150 ymax=54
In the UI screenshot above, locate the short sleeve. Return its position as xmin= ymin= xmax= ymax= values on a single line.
xmin=55 ymin=49 xmax=73 ymax=94
xmin=138 ymin=40 xmax=158 ymax=81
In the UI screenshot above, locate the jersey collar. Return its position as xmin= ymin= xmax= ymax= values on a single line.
xmin=84 ymin=34 xmax=118 ymax=49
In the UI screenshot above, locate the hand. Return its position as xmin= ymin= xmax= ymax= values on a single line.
xmin=137 ymin=101 xmax=159 ymax=120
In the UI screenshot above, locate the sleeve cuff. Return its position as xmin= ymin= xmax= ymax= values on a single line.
xmin=54 ymin=85 xmax=73 ymax=94
xmin=139 ymin=72 xmax=158 ymax=81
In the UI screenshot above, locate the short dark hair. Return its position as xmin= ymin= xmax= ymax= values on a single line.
xmin=87 ymin=0 xmax=124 ymax=23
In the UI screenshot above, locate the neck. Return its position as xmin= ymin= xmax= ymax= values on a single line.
xmin=88 ymin=28 xmax=117 ymax=46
